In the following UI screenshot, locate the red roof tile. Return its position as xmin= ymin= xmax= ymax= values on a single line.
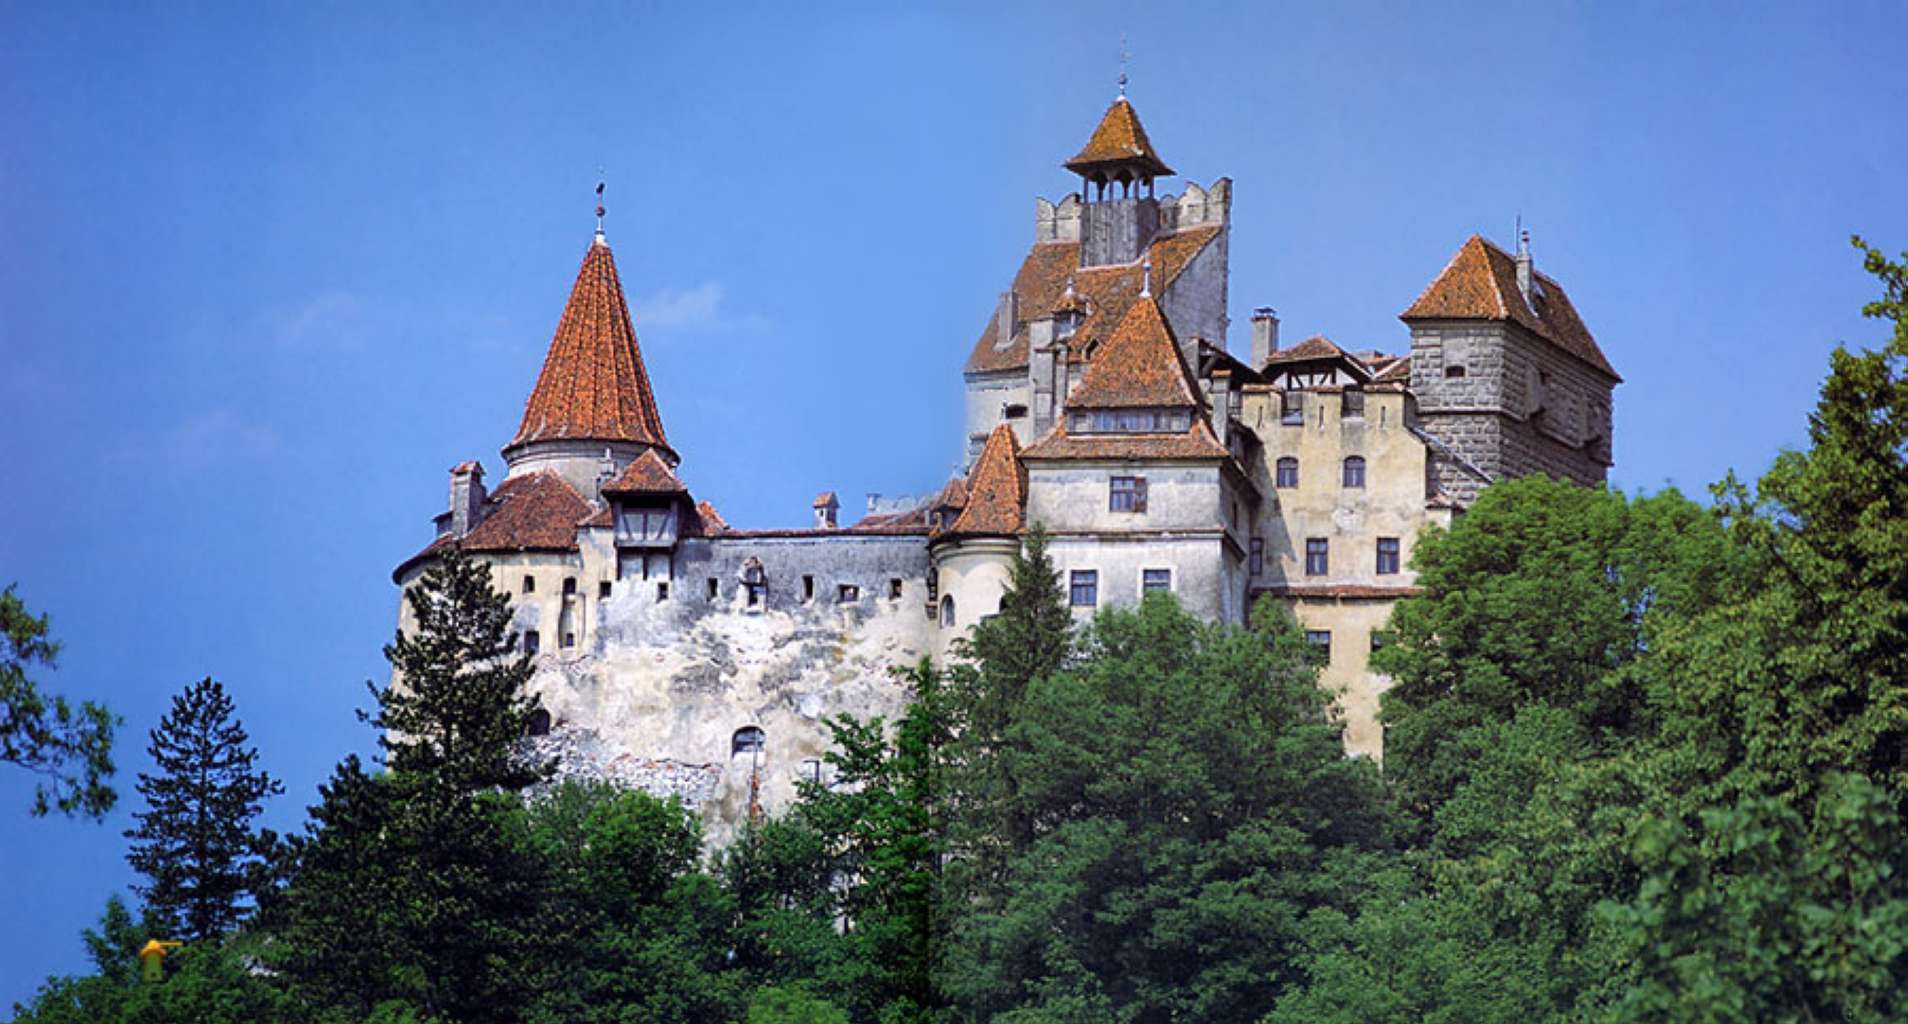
xmin=506 ymin=239 xmax=676 ymax=457
xmin=1401 ymin=235 xmax=1619 ymax=381
xmin=394 ymin=470 xmax=594 ymax=580
xmin=692 ymin=499 xmax=728 ymax=535
xmin=945 ymin=424 xmax=1025 ymax=536
xmin=601 ymin=448 xmax=686 ymax=495
xmin=1020 ymin=416 xmax=1231 ymax=462
xmin=1065 ymin=297 xmax=1201 ymax=409
xmin=966 ymin=226 xmax=1222 ymax=374
xmin=1065 ymin=97 xmax=1174 ymax=178
xmin=813 ymin=491 xmax=838 ymax=508
xmin=1264 ymin=334 xmax=1360 ymax=368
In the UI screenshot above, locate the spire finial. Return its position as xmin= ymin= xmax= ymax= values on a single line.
xmin=594 ymin=172 xmax=607 ymax=242
xmin=1140 ymin=255 xmax=1153 ymax=297
xmin=1118 ymin=35 xmax=1129 ymax=99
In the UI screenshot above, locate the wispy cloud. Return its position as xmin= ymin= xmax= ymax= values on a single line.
xmin=266 ymin=289 xmax=366 ymax=350
xmin=630 ymin=282 xmax=767 ymax=333
xmin=110 ymin=408 xmax=281 ymax=472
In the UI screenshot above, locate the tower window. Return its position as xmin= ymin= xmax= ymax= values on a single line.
xmin=1342 ymin=456 xmax=1366 ymax=488
xmin=598 ymin=580 xmax=612 ymax=599
xmin=889 ymin=578 xmax=904 ymax=600
xmin=1281 ymin=390 xmax=1304 ymax=425
xmin=1376 ymin=537 xmax=1401 ymax=575
xmin=523 ymin=575 xmax=536 ymax=594
xmin=803 ymin=575 xmax=816 ymax=602
xmin=1249 ymin=537 xmax=1265 ymax=577
xmin=1305 ymin=538 xmax=1329 ymax=576
xmin=562 ymin=577 xmax=577 ymax=595
xmin=1276 ymin=457 xmax=1299 ymax=489
xmin=522 ymin=630 xmax=540 ymax=654
xmin=707 ymin=577 xmax=720 ymax=600
xmin=1142 ymin=568 xmax=1172 ymax=593
xmin=1305 ymin=630 xmax=1333 ymax=663
xmin=940 ymin=594 xmax=956 ymax=627
xmin=1109 ymin=476 xmax=1147 ymax=513
xmin=732 ymin=726 xmax=766 ymax=756
xmin=1069 ymin=570 xmax=1098 ymax=608
xmin=1342 ymin=390 xmax=1365 ymax=418
xmin=1445 ymin=365 xmax=1467 ymax=378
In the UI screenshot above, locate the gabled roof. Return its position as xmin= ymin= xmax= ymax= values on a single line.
xmin=944 ymin=424 xmax=1025 ymax=537
xmin=1064 ymin=97 xmax=1174 ymax=178
xmin=966 ymin=226 xmax=1221 ymax=374
xmin=1401 ymin=235 xmax=1620 ymax=381
xmin=693 ymin=500 xmax=728 ymax=534
xmin=1264 ymin=334 xmax=1365 ymax=369
xmin=394 ymin=470 xmax=593 ymax=580
xmin=1065 ymin=297 xmax=1202 ymax=409
xmin=601 ymin=448 xmax=687 ymax=496
xmin=1020 ymin=416 xmax=1232 ymax=463
xmin=506 ymin=238 xmax=677 ymax=458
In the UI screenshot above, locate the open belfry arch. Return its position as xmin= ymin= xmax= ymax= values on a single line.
xmin=391 ymin=95 xmax=1619 ymax=844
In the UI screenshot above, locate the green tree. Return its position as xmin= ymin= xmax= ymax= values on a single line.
xmin=945 ymin=596 xmax=1395 ymax=1023
xmin=1 ymin=584 xmax=117 ymax=818
xmin=124 ymin=677 xmax=282 ymax=942
xmin=364 ymin=545 xmax=548 ymax=793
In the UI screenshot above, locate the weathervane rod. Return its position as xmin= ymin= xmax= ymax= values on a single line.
xmin=1119 ymin=34 xmax=1129 ymax=98
xmin=595 ymin=170 xmax=606 ymax=239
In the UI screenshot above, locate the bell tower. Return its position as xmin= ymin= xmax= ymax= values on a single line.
xmin=1065 ymin=92 xmax=1174 ymax=268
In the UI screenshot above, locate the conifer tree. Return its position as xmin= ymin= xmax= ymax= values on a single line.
xmin=363 ymin=544 xmax=549 ymax=793
xmin=125 ymin=677 xmax=282 ymax=942
xmin=2 ymin=583 xmax=117 ymax=818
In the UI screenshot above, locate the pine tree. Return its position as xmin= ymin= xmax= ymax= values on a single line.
xmin=124 ymin=677 xmax=282 ymax=942
xmin=363 ymin=544 xmax=549 ymax=793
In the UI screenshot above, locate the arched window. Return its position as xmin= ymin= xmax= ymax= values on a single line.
xmin=1275 ymin=457 xmax=1299 ymax=489
xmin=732 ymin=726 xmax=765 ymax=756
xmin=525 ymin=709 xmax=552 ymax=737
xmin=940 ymin=594 xmax=956 ymax=627
xmin=1342 ymin=456 xmax=1366 ymax=488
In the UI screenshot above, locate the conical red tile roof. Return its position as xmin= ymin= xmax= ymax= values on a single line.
xmin=506 ymin=238 xmax=676 ymax=458
xmin=944 ymin=424 xmax=1025 ymax=537
xmin=1065 ymin=97 xmax=1174 ymax=178
xmin=1065 ymin=297 xmax=1202 ymax=409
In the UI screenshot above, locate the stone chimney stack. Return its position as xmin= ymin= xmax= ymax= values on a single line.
xmin=812 ymin=491 xmax=840 ymax=530
xmin=449 ymin=461 xmax=486 ymax=537
xmin=1515 ymin=230 xmax=1534 ymax=307
xmin=995 ymin=291 xmax=1019 ymax=348
xmin=1250 ymin=307 xmax=1280 ymax=369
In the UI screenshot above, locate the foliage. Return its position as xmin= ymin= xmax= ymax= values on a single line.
xmin=0 ymin=583 xmax=117 ymax=818
xmin=124 ymin=677 xmax=282 ymax=942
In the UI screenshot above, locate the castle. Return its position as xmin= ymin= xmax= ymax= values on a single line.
xmin=392 ymin=95 xmax=1619 ymax=845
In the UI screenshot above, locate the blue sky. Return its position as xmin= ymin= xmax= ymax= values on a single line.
xmin=1 ymin=0 xmax=1903 ymax=1006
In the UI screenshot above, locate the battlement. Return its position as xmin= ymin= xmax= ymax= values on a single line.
xmin=1034 ymin=178 xmax=1231 ymax=245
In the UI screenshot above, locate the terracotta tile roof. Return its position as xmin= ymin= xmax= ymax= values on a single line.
xmin=1372 ymin=354 xmax=1411 ymax=383
xmin=966 ymin=226 xmax=1222 ymax=374
xmin=1264 ymin=334 xmax=1359 ymax=367
xmin=1254 ymin=583 xmax=1423 ymax=601
xmin=394 ymin=470 xmax=593 ymax=579
xmin=601 ymin=448 xmax=687 ymax=495
xmin=1401 ymin=235 xmax=1620 ymax=381
xmin=506 ymin=239 xmax=677 ymax=457
xmin=1020 ymin=416 xmax=1231 ymax=462
xmin=1064 ymin=97 xmax=1174 ymax=178
xmin=813 ymin=491 xmax=838 ymax=509
xmin=693 ymin=500 xmax=728 ymax=535
xmin=1065 ymin=297 xmax=1202 ymax=409
xmin=944 ymin=424 xmax=1025 ymax=537
xmin=935 ymin=476 xmax=968 ymax=511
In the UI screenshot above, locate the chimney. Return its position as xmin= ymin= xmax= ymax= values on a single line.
xmin=1515 ymin=230 xmax=1534 ymax=307
xmin=995 ymin=291 xmax=1019 ymax=348
xmin=812 ymin=491 xmax=840 ymax=529
xmin=449 ymin=462 xmax=486 ymax=537
xmin=1250 ymin=307 xmax=1280 ymax=369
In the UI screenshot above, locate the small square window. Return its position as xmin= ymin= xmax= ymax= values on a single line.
xmin=1377 ymin=537 xmax=1401 ymax=575
xmin=1305 ymin=538 xmax=1329 ymax=576
xmin=656 ymin=581 xmax=669 ymax=601
xmin=1069 ymin=570 xmax=1098 ymax=608
xmin=888 ymin=578 xmax=904 ymax=600
xmin=1248 ymin=538 xmax=1265 ymax=577
xmin=562 ymin=632 xmax=576 ymax=648
xmin=1109 ymin=476 xmax=1147 ymax=513
xmin=523 ymin=629 xmax=540 ymax=654
xmin=598 ymin=580 xmax=612 ymax=599
xmin=838 ymin=584 xmax=859 ymax=603
xmin=1305 ymin=630 xmax=1332 ymax=663
xmin=1141 ymin=568 xmax=1172 ymax=593
xmin=562 ymin=577 xmax=577 ymax=595
xmin=522 ymin=575 xmax=536 ymax=594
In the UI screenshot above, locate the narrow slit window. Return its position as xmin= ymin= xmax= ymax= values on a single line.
xmin=1248 ymin=537 xmax=1265 ymax=577
xmin=707 ymin=577 xmax=719 ymax=600
xmin=803 ymin=575 xmax=816 ymax=601
xmin=523 ymin=575 xmax=536 ymax=594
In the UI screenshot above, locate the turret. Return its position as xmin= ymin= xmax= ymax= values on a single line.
xmin=1065 ymin=96 xmax=1173 ymax=268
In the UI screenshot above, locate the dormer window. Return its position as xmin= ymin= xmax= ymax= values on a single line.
xmin=1069 ymin=408 xmax=1190 ymax=434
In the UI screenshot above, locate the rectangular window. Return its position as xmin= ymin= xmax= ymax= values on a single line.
xmin=1376 ymin=537 xmax=1401 ymax=575
xmin=837 ymin=584 xmax=859 ymax=603
xmin=598 ymin=580 xmax=612 ymax=599
xmin=523 ymin=630 xmax=540 ymax=654
xmin=1142 ymin=568 xmax=1172 ymax=593
xmin=803 ymin=575 xmax=816 ymax=601
xmin=1342 ymin=390 xmax=1365 ymax=418
xmin=562 ymin=631 xmax=576 ymax=648
xmin=1305 ymin=630 xmax=1332 ymax=663
xmin=1370 ymin=630 xmax=1393 ymax=652
xmin=1249 ymin=537 xmax=1265 ymax=577
xmin=707 ymin=578 xmax=719 ymax=600
xmin=888 ymin=578 xmax=904 ymax=600
xmin=1275 ymin=458 xmax=1299 ymax=488
xmin=1281 ymin=390 xmax=1304 ymax=425
xmin=1069 ymin=570 xmax=1098 ymax=608
xmin=1445 ymin=365 xmax=1467 ymax=378
xmin=523 ymin=575 xmax=536 ymax=594
xmin=656 ymin=581 xmax=669 ymax=602
xmin=1305 ymin=538 xmax=1329 ymax=576
xmin=563 ymin=577 xmax=577 ymax=595
xmin=1342 ymin=457 xmax=1366 ymax=488
xmin=1109 ymin=476 xmax=1147 ymax=513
